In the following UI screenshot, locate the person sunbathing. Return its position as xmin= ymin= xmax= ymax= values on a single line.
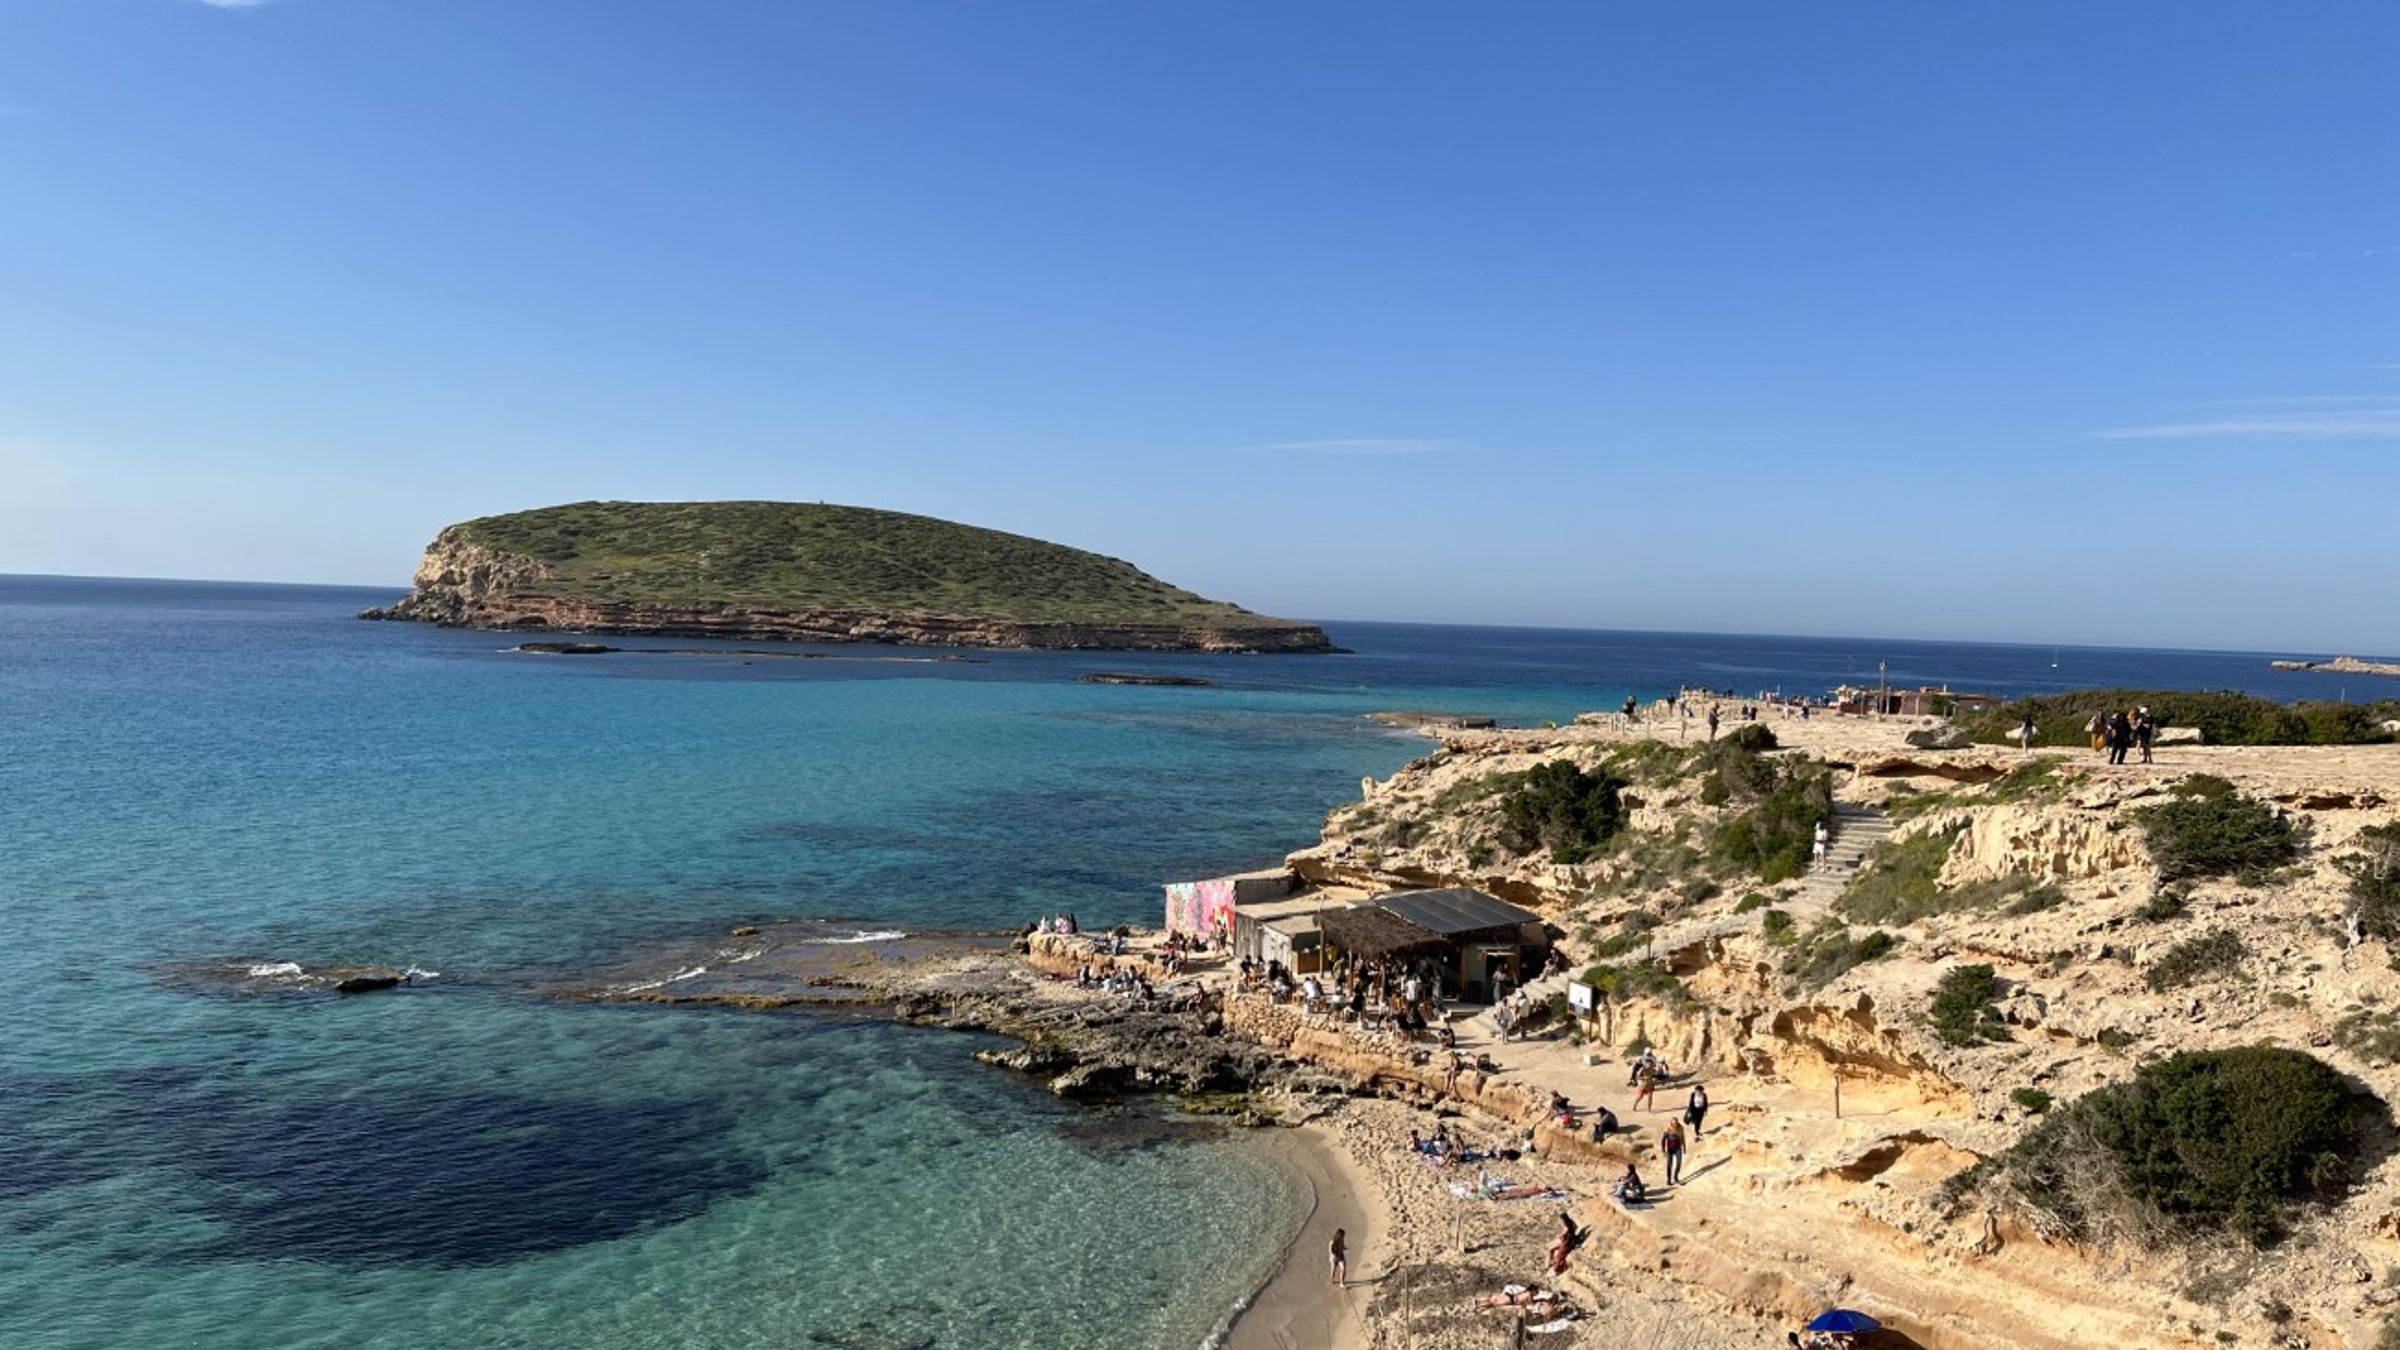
xmin=1475 ymin=1284 xmax=1566 ymax=1309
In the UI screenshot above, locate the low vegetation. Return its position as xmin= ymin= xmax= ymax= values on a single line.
xmin=2135 ymin=776 xmax=2301 ymax=883
xmin=1836 ymin=826 xmax=2059 ymax=925
xmin=1998 ymin=1046 xmax=2374 ymax=1245
xmin=1958 ymin=689 xmax=2393 ymax=748
xmin=2345 ymin=821 xmax=2400 ymax=941
xmin=2136 ymin=886 xmax=2191 ymax=922
xmin=2143 ymin=929 xmax=2245 ymax=992
xmin=1497 ymin=760 xmax=1630 ymax=864
xmin=1604 ymin=739 xmax=1690 ymax=784
xmin=1580 ymin=961 xmax=1686 ymax=1006
xmin=2335 ymin=1008 xmax=2400 ymax=1065
xmin=1587 ymin=908 xmax=1661 ymax=958
xmin=1784 ymin=920 xmax=1898 ymax=987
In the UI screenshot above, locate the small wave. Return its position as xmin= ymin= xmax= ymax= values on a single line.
xmin=1197 ymin=1284 xmax=1262 ymax=1350
xmin=402 ymin=966 xmax=440 ymax=981
xmin=617 ymin=965 xmax=709 ymax=995
xmin=246 ymin=962 xmax=304 ymax=978
xmin=805 ymin=929 xmax=907 ymax=945
xmin=725 ymin=948 xmax=763 ymax=964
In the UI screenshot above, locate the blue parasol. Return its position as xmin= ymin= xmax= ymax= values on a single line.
xmin=1806 ymin=1310 xmax=1882 ymax=1334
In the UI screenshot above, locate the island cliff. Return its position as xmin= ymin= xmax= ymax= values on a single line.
xmin=360 ymin=501 xmax=1337 ymax=653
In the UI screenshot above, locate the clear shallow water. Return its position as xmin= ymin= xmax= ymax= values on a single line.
xmin=0 ymin=575 xmax=2372 ymax=1349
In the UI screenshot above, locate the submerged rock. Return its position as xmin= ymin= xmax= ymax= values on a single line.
xmin=328 ymin=966 xmax=410 ymax=994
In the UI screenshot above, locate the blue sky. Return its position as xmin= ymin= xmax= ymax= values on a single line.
xmin=3 ymin=1 xmax=2394 ymax=650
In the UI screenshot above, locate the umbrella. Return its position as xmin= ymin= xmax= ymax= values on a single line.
xmin=1806 ymin=1310 xmax=1882 ymax=1334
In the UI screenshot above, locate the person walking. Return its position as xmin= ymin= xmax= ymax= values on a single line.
xmin=1633 ymin=1060 xmax=1658 ymax=1112
xmin=1707 ymin=704 xmax=1722 ymax=741
xmin=1623 ymin=694 xmax=1639 ymax=723
xmin=2017 ymin=713 xmax=2037 ymax=754
xmin=1328 ymin=1227 xmax=1348 ymax=1287
xmin=2136 ymin=706 xmax=2156 ymax=763
xmin=2086 ymin=711 xmax=2106 ymax=754
xmin=1684 ymin=1082 xmax=1710 ymax=1137
xmin=1812 ymin=820 xmax=1830 ymax=871
xmin=1661 ymin=1118 xmax=1687 ymax=1185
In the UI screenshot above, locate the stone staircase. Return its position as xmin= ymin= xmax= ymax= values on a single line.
xmin=1627 ymin=802 xmax=1900 ymax=959
xmin=1781 ymin=801 xmax=1894 ymax=920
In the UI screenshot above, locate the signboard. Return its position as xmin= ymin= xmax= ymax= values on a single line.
xmin=1567 ymin=982 xmax=1597 ymax=1013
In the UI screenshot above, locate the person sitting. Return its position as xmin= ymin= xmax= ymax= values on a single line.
xmin=1590 ymin=1106 xmax=1619 ymax=1140
xmin=1613 ymin=1162 xmax=1648 ymax=1205
xmin=1547 ymin=1211 xmax=1587 ymax=1275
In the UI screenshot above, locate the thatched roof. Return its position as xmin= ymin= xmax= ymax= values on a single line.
xmin=1318 ymin=904 xmax=1449 ymax=961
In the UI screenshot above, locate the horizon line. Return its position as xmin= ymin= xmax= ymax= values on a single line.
xmin=2 ymin=570 xmax=2388 ymax=664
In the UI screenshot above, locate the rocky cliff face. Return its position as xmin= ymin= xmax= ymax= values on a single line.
xmin=362 ymin=526 xmax=1338 ymax=653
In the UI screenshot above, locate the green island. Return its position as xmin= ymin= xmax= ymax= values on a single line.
xmin=360 ymin=500 xmax=1336 ymax=652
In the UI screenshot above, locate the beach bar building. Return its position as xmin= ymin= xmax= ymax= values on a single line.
xmin=1318 ymin=887 xmax=1550 ymax=1002
xmin=1228 ymin=890 xmax=1354 ymax=973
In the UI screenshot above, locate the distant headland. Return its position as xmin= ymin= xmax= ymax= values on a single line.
xmin=359 ymin=500 xmax=1339 ymax=653
xmin=2272 ymin=655 xmax=2400 ymax=679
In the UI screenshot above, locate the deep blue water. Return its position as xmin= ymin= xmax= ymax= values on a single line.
xmin=0 ymin=575 xmax=2378 ymax=1349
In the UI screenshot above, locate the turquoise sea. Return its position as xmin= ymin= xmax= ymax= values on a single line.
xmin=0 ymin=576 xmax=2369 ymax=1349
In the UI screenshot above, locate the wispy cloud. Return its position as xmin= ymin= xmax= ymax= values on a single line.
xmin=1254 ymin=438 xmax=1463 ymax=456
xmin=2096 ymin=397 xmax=2400 ymax=440
xmin=2215 ymin=394 xmax=2400 ymax=408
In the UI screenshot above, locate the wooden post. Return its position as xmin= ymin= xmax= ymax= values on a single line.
xmin=1833 ymin=1071 xmax=1844 ymax=1120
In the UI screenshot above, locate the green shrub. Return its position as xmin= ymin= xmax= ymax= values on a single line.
xmin=2136 ymin=783 xmax=2299 ymax=883
xmin=1733 ymin=891 xmax=1770 ymax=914
xmin=1760 ymin=908 xmax=1796 ymax=945
xmin=2000 ymin=1046 xmax=2374 ymax=1244
xmin=1959 ymin=690 xmax=2394 ymax=748
xmin=1784 ymin=920 xmax=1899 ymax=987
xmin=1498 ymin=760 xmax=1631 ymax=864
xmin=1725 ymin=723 xmax=1778 ymax=753
xmin=1931 ymin=964 xmax=2009 ymax=1046
xmin=2144 ymin=930 xmax=2245 ymax=992
xmin=1710 ymin=758 xmax=1836 ymax=885
xmin=1465 ymin=843 xmax=1493 ymax=867
xmin=2345 ymin=821 xmax=2400 ymax=941
xmin=2011 ymin=1087 xmax=2053 ymax=1113
xmin=1681 ymin=877 xmax=1723 ymax=905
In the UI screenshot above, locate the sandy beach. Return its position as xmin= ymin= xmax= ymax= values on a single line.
xmin=1224 ymin=1121 xmax=1385 ymax=1350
